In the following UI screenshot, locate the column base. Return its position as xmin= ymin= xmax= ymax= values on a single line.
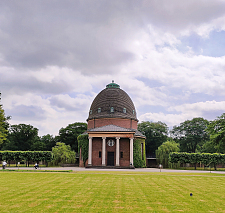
xmin=85 ymin=165 xmax=135 ymax=169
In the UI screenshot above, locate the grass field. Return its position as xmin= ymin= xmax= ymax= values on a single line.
xmin=1 ymin=171 xmax=225 ymax=212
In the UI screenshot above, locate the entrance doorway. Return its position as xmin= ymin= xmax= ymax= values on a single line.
xmin=107 ymin=152 xmax=114 ymax=166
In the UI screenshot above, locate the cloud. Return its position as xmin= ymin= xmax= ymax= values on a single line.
xmin=140 ymin=100 xmax=225 ymax=128
xmin=7 ymin=105 xmax=45 ymax=121
xmin=1 ymin=1 xmax=225 ymax=136
xmin=1 ymin=1 xmax=225 ymax=73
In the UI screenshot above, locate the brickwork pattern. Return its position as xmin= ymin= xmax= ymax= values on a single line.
xmin=88 ymin=118 xmax=137 ymax=130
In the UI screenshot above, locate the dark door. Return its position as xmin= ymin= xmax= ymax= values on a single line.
xmin=107 ymin=152 xmax=114 ymax=166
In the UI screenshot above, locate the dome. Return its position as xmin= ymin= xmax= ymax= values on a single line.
xmin=87 ymin=81 xmax=138 ymax=121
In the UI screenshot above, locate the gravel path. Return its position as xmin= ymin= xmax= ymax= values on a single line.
xmin=1 ymin=166 xmax=225 ymax=174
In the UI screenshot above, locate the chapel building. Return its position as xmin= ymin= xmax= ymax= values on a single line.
xmin=80 ymin=81 xmax=146 ymax=168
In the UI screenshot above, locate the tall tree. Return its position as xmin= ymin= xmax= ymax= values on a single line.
xmin=171 ymin=117 xmax=209 ymax=153
xmin=156 ymin=140 xmax=180 ymax=168
xmin=3 ymin=124 xmax=39 ymax=151
xmin=206 ymin=113 xmax=225 ymax=153
xmin=0 ymin=93 xmax=10 ymax=147
xmin=58 ymin=122 xmax=87 ymax=152
xmin=40 ymin=134 xmax=57 ymax=151
xmin=51 ymin=142 xmax=76 ymax=166
xmin=138 ymin=121 xmax=168 ymax=155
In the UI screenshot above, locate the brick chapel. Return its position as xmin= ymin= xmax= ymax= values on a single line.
xmin=80 ymin=81 xmax=146 ymax=168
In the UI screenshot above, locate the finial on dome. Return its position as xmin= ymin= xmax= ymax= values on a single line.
xmin=106 ymin=81 xmax=120 ymax=88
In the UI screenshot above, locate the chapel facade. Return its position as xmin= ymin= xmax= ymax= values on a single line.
xmin=80 ymin=81 xmax=146 ymax=168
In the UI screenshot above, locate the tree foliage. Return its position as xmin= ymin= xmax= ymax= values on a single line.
xmin=39 ymin=134 xmax=57 ymax=151
xmin=156 ymin=140 xmax=180 ymax=168
xmin=206 ymin=113 xmax=225 ymax=153
xmin=0 ymin=93 xmax=10 ymax=146
xmin=3 ymin=124 xmax=39 ymax=151
xmin=58 ymin=122 xmax=87 ymax=152
xmin=51 ymin=142 xmax=76 ymax=166
xmin=171 ymin=117 xmax=209 ymax=153
xmin=138 ymin=121 xmax=168 ymax=155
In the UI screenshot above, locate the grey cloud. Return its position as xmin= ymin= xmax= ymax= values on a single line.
xmin=1 ymin=1 xmax=225 ymax=73
xmin=49 ymin=96 xmax=89 ymax=112
xmin=0 ymin=73 xmax=72 ymax=95
xmin=6 ymin=105 xmax=45 ymax=121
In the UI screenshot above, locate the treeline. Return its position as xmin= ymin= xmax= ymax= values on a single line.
xmin=138 ymin=114 xmax=225 ymax=168
xmin=0 ymin=123 xmax=87 ymax=153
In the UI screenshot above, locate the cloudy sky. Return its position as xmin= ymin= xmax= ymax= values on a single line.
xmin=1 ymin=0 xmax=225 ymax=136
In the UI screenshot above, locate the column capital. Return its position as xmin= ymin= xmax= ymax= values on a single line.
xmin=130 ymin=137 xmax=134 ymax=140
xmin=88 ymin=137 xmax=92 ymax=140
xmin=102 ymin=137 xmax=106 ymax=140
xmin=116 ymin=137 xmax=120 ymax=140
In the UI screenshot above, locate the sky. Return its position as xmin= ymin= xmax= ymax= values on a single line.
xmin=0 ymin=0 xmax=225 ymax=136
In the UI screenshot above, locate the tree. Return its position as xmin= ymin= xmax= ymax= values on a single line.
xmin=201 ymin=140 xmax=217 ymax=153
xmin=138 ymin=121 xmax=168 ymax=155
xmin=39 ymin=134 xmax=57 ymax=151
xmin=207 ymin=113 xmax=225 ymax=153
xmin=3 ymin=124 xmax=39 ymax=151
xmin=0 ymin=93 xmax=10 ymax=147
xmin=58 ymin=122 xmax=87 ymax=152
xmin=51 ymin=142 xmax=76 ymax=165
xmin=171 ymin=117 xmax=209 ymax=153
xmin=156 ymin=140 xmax=180 ymax=168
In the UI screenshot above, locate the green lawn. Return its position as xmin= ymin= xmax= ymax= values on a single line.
xmin=1 ymin=171 xmax=225 ymax=212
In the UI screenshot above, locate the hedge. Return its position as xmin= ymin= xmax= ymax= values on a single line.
xmin=169 ymin=152 xmax=225 ymax=169
xmin=0 ymin=151 xmax=52 ymax=165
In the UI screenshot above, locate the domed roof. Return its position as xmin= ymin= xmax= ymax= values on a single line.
xmin=87 ymin=81 xmax=138 ymax=121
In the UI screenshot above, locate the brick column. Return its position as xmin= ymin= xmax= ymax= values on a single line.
xmin=130 ymin=138 xmax=134 ymax=166
xmin=116 ymin=137 xmax=120 ymax=166
xmin=88 ymin=137 xmax=92 ymax=165
xmin=102 ymin=137 xmax=106 ymax=166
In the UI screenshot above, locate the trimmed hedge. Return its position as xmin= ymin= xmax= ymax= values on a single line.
xmin=169 ymin=152 xmax=225 ymax=169
xmin=0 ymin=151 xmax=52 ymax=164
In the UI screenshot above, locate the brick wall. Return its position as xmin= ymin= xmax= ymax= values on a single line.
xmin=119 ymin=138 xmax=130 ymax=167
xmin=88 ymin=118 xmax=138 ymax=130
xmin=92 ymin=137 xmax=102 ymax=166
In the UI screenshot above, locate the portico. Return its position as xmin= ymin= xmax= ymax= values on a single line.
xmin=87 ymin=132 xmax=135 ymax=167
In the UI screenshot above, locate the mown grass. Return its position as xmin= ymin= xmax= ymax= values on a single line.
xmin=0 ymin=171 xmax=225 ymax=212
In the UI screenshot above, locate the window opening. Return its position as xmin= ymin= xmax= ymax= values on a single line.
xmin=99 ymin=151 xmax=102 ymax=158
xmin=120 ymin=152 xmax=123 ymax=158
xmin=98 ymin=108 xmax=101 ymax=113
xmin=123 ymin=108 xmax=126 ymax=113
xmin=110 ymin=107 xmax=114 ymax=113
